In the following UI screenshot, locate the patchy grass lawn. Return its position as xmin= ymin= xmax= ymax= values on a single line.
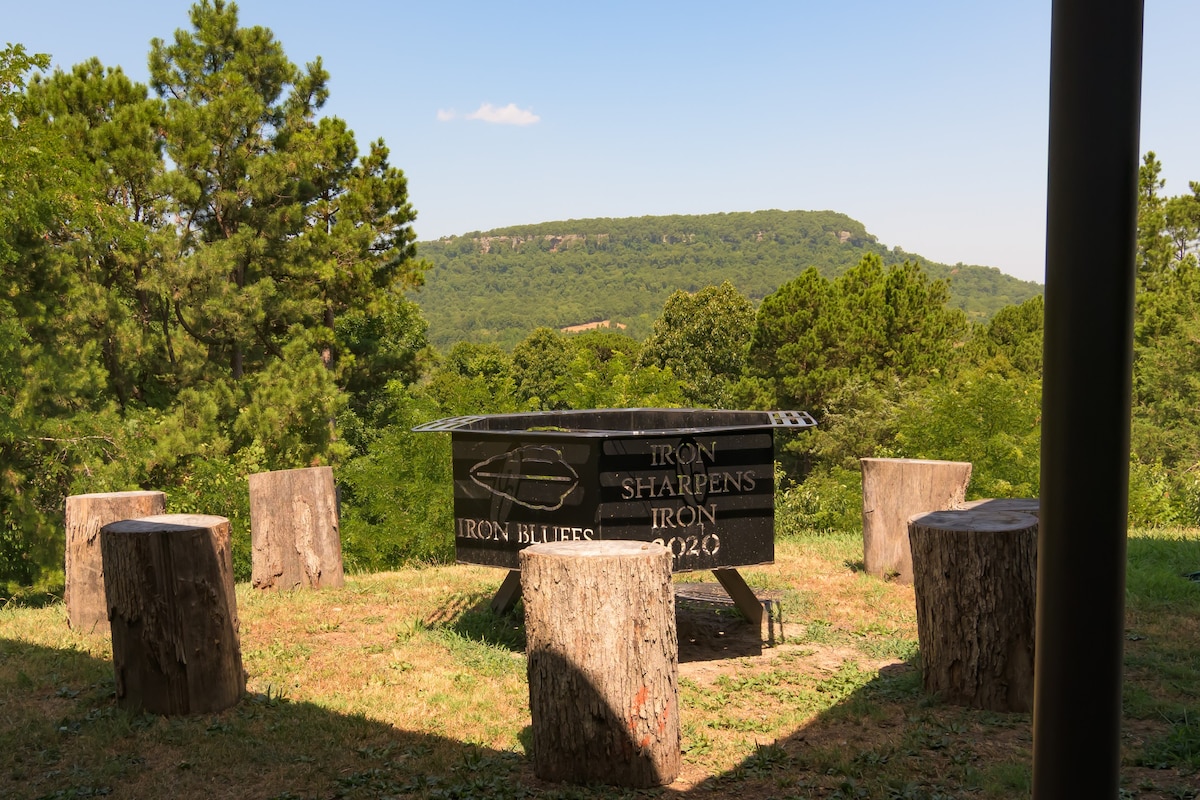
xmin=1 ymin=529 xmax=1197 ymax=799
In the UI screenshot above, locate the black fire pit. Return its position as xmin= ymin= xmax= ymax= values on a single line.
xmin=414 ymin=408 xmax=816 ymax=620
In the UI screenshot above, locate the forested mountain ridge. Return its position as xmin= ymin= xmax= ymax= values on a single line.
xmin=412 ymin=209 xmax=1044 ymax=349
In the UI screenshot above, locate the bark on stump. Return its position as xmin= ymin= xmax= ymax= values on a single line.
xmin=521 ymin=540 xmax=680 ymax=787
xmin=101 ymin=514 xmax=245 ymax=715
xmin=248 ymin=466 xmax=344 ymax=590
xmin=64 ymin=490 xmax=166 ymax=634
xmin=908 ymin=509 xmax=1038 ymax=712
xmin=861 ymin=457 xmax=973 ymax=584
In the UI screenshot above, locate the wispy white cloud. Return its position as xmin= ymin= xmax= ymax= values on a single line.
xmin=436 ymin=108 xmax=457 ymax=122
xmin=465 ymin=102 xmax=540 ymax=126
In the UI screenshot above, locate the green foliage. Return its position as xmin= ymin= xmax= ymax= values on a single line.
xmin=13 ymin=5 xmax=1200 ymax=603
xmin=893 ymin=371 xmax=1041 ymax=500
xmin=561 ymin=343 xmax=683 ymax=410
xmin=147 ymin=0 xmax=424 ymax=389
xmin=510 ymin=327 xmax=573 ymax=410
xmin=1131 ymin=152 xmax=1200 ymax=525
xmin=1132 ymin=259 xmax=1200 ymax=473
xmin=422 ymin=342 xmax=518 ymax=417
xmin=235 ymin=329 xmax=350 ymax=470
xmin=164 ymin=444 xmax=266 ymax=582
xmin=958 ymin=294 xmax=1044 ymax=378
xmin=336 ymin=296 xmax=428 ymax=415
xmin=1123 ymin=457 xmax=1200 ymax=528
xmin=749 ymin=255 xmax=969 ymax=418
xmin=413 ymin=210 xmax=1042 ymax=350
xmin=337 ymin=393 xmax=454 ymax=571
xmin=639 ymin=281 xmax=755 ymax=407
xmin=0 ymin=44 xmax=120 ymax=593
xmin=2 ymin=4 xmax=429 ymax=591
xmin=802 ymin=379 xmax=903 ymax=471
xmin=776 ymin=466 xmax=864 ymax=536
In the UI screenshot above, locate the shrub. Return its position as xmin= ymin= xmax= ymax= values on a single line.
xmin=776 ymin=465 xmax=863 ymax=536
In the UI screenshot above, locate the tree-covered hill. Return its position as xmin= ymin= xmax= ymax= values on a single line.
xmin=411 ymin=210 xmax=1043 ymax=350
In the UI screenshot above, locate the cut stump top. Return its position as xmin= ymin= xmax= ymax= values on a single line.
xmin=102 ymin=514 xmax=229 ymax=534
xmin=908 ymin=509 xmax=1038 ymax=532
xmin=522 ymin=540 xmax=668 ymax=559
xmin=860 ymin=457 xmax=972 ymax=467
xmin=68 ymin=490 xmax=165 ymax=501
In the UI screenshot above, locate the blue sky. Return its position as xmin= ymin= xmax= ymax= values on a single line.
xmin=7 ymin=1 xmax=1199 ymax=285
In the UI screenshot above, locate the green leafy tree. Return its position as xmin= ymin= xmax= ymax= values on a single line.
xmin=747 ymin=254 xmax=968 ymax=416
xmin=511 ymin=327 xmax=574 ymax=410
xmin=422 ymin=342 xmax=517 ymax=417
xmin=1132 ymin=248 xmax=1200 ymax=473
xmin=0 ymin=44 xmax=119 ymax=592
xmin=638 ymin=281 xmax=754 ymax=407
xmin=562 ymin=349 xmax=683 ymax=410
xmin=1131 ymin=152 xmax=1200 ymax=498
xmin=958 ymin=294 xmax=1044 ymax=378
xmin=148 ymin=0 xmax=425 ymax=462
xmin=2 ymin=4 xmax=433 ymax=591
xmin=25 ymin=58 xmax=175 ymax=408
xmin=894 ymin=371 xmax=1042 ymax=499
xmin=337 ymin=390 xmax=454 ymax=571
xmin=741 ymin=266 xmax=833 ymax=414
xmin=1137 ymin=151 xmax=1200 ymax=284
xmin=566 ymin=328 xmax=643 ymax=365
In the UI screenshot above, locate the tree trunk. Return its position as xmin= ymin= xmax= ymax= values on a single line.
xmin=101 ymin=514 xmax=245 ymax=715
xmin=64 ymin=490 xmax=166 ymax=634
xmin=860 ymin=457 xmax=972 ymax=584
xmin=248 ymin=466 xmax=344 ymax=590
xmin=908 ymin=509 xmax=1038 ymax=712
xmin=521 ymin=540 xmax=680 ymax=787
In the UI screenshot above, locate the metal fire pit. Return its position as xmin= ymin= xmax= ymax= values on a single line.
xmin=414 ymin=408 xmax=816 ymax=620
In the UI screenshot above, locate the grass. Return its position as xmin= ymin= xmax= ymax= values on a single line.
xmin=1 ymin=528 xmax=1198 ymax=799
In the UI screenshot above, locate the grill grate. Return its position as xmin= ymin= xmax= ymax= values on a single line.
xmin=768 ymin=409 xmax=818 ymax=428
xmin=410 ymin=415 xmax=488 ymax=432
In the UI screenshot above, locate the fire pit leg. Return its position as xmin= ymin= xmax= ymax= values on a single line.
xmin=712 ymin=568 xmax=764 ymax=627
xmin=490 ymin=569 xmax=523 ymax=614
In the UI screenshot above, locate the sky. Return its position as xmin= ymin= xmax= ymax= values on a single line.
xmin=6 ymin=1 xmax=1199 ymax=285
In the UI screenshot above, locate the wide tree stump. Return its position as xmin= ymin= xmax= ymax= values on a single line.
xmin=64 ymin=490 xmax=166 ymax=634
xmin=861 ymin=457 xmax=972 ymax=584
xmin=908 ymin=509 xmax=1037 ymax=712
xmin=101 ymin=514 xmax=245 ymax=715
xmin=521 ymin=540 xmax=680 ymax=787
xmin=248 ymin=466 xmax=344 ymax=590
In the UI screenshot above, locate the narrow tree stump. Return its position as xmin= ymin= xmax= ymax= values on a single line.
xmin=861 ymin=457 xmax=973 ymax=583
xmin=101 ymin=514 xmax=245 ymax=715
xmin=521 ymin=540 xmax=680 ymax=787
xmin=248 ymin=466 xmax=344 ymax=590
xmin=64 ymin=490 xmax=166 ymax=634
xmin=908 ymin=509 xmax=1037 ymax=712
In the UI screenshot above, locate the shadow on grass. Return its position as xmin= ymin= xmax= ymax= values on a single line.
xmin=428 ymin=587 xmax=768 ymax=664
xmin=6 ymin=530 xmax=1198 ymax=800
xmin=431 ymin=588 xmax=767 ymax=665
xmin=0 ymin=636 xmax=530 ymax=800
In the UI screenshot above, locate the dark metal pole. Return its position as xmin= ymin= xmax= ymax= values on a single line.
xmin=1035 ymin=1 xmax=1143 ymax=797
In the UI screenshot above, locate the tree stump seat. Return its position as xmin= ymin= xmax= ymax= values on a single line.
xmin=248 ymin=466 xmax=344 ymax=590
xmin=861 ymin=458 xmax=973 ymax=583
xmin=65 ymin=490 xmax=166 ymax=634
xmin=101 ymin=514 xmax=245 ymax=716
xmin=908 ymin=508 xmax=1038 ymax=712
xmin=521 ymin=540 xmax=680 ymax=788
